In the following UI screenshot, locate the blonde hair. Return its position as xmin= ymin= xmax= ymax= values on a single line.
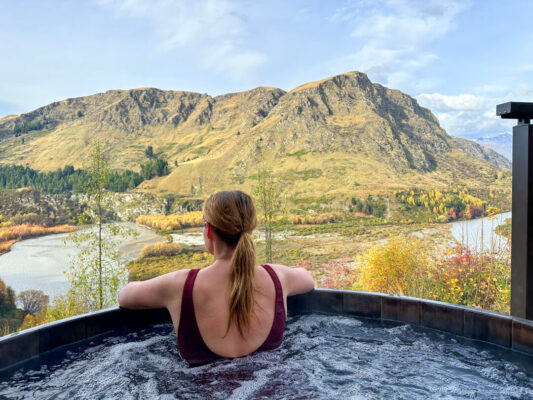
xmin=203 ymin=190 xmax=258 ymax=336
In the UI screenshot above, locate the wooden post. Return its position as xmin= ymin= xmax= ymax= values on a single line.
xmin=511 ymin=121 xmax=533 ymax=318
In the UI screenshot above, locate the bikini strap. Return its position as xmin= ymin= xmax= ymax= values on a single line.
xmin=261 ymin=264 xmax=285 ymax=319
xmin=261 ymin=264 xmax=283 ymax=304
xmin=178 ymin=269 xmax=221 ymax=365
xmin=258 ymin=264 xmax=286 ymax=350
xmin=183 ymin=268 xmax=200 ymax=300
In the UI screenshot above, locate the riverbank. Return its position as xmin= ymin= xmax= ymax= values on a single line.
xmin=0 ymin=224 xmax=76 ymax=255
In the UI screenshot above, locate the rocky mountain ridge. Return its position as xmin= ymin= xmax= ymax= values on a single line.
xmin=0 ymin=72 xmax=511 ymax=200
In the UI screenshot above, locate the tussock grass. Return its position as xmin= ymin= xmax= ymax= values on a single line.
xmin=0 ymin=224 xmax=75 ymax=241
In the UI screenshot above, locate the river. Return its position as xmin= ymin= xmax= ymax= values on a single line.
xmin=448 ymin=212 xmax=511 ymax=253
xmin=0 ymin=223 xmax=165 ymax=299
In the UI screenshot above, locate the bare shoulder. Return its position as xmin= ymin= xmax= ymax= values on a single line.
xmin=265 ymin=263 xmax=315 ymax=296
xmin=168 ymin=269 xmax=190 ymax=286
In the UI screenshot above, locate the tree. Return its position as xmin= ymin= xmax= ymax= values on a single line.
xmin=0 ymin=278 xmax=17 ymax=335
xmin=0 ymin=278 xmax=15 ymax=307
xmin=64 ymin=140 xmax=136 ymax=312
xmin=140 ymin=158 xmax=169 ymax=180
xmin=145 ymin=145 xmax=154 ymax=159
xmin=17 ymin=290 xmax=49 ymax=315
xmin=252 ymin=168 xmax=283 ymax=263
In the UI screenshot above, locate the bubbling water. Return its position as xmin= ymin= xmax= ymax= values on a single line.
xmin=1 ymin=314 xmax=533 ymax=399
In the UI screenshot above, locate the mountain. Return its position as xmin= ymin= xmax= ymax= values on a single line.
xmin=0 ymin=72 xmax=511 ymax=201
xmin=474 ymin=134 xmax=512 ymax=161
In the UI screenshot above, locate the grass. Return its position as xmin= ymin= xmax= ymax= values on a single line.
xmin=128 ymin=248 xmax=213 ymax=281
xmin=0 ymin=240 xmax=17 ymax=255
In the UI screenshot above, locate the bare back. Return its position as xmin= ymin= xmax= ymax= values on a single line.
xmin=167 ymin=263 xmax=288 ymax=358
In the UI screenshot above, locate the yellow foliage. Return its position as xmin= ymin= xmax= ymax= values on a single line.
xmin=286 ymin=213 xmax=339 ymax=225
xmin=136 ymin=212 xmax=204 ymax=231
xmin=139 ymin=242 xmax=183 ymax=259
xmin=357 ymin=236 xmax=431 ymax=298
xmin=0 ymin=224 xmax=75 ymax=241
xmin=19 ymin=313 xmax=38 ymax=330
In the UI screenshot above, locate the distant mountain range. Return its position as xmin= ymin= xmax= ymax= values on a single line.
xmin=474 ymin=134 xmax=512 ymax=161
xmin=0 ymin=72 xmax=511 ymax=201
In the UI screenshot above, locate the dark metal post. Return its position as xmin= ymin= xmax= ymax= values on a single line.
xmin=497 ymin=102 xmax=533 ymax=319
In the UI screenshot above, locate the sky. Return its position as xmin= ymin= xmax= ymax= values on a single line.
xmin=1 ymin=0 xmax=532 ymax=139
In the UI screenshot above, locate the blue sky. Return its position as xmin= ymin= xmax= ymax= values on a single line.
xmin=1 ymin=0 xmax=532 ymax=139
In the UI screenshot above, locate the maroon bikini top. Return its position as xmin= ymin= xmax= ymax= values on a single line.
xmin=177 ymin=264 xmax=286 ymax=366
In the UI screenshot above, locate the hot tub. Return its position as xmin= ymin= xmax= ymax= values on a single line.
xmin=1 ymin=290 xmax=533 ymax=398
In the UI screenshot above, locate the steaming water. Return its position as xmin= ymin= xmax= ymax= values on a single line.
xmin=1 ymin=314 xmax=532 ymax=399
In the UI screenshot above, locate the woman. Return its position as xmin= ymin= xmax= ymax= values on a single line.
xmin=118 ymin=190 xmax=314 ymax=365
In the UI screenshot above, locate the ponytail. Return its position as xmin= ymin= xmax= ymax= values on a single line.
xmin=227 ymin=231 xmax=256 ymax=336
xmin=203 ymin=190 xmax=258 ymax=338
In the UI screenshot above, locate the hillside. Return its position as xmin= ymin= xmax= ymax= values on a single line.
xmin=0 ymin=72 xmax=511 ymax=203
xmin=474 ymin=134 xmax=512 ymax=160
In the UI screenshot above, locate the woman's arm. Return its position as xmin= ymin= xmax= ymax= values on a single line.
xmin=271 ymin=264 xmax=315 ymax=296
xmin=118 ymin=269 xmax=189 ymax=309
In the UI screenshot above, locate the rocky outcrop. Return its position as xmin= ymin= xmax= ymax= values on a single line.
xmin=73 ymin=192 xmax=168 ymax=221
xmin=0 ymin=189 xmax=82 ymax=224
xmin=252 ymin=72 xmax=451 ymax=173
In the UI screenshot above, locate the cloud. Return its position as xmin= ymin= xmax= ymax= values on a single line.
xmin=328 ymin=0 xmax=469 ymax=89
xmin=416 ymin=90 xmax=533 ymax=138
xmin=96 ymin=0 xmax=265 ymax=79
xmin=515 ymin=64 xmax=533 ymax=73
xmin=416 ymin=93 xmax=492 ymax=112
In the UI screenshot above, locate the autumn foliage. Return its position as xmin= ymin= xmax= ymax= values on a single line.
xmin=136 ymin=212 xmax=204 ymax=231
xmin=136 ymin=211 xmax=344 ymax=232
xmin=139 ymin=242 xmax=183 ymax=259
xmin=357 ymin=237 xmax=431 ymax=298
xmin=395 ymin=187 xmax=487 ymax=222
xmin=430 ymin=245 xmax=510 ymax=312
xmin=285 ymin=213 xmax=342 ymax=225
xmin=0 ymin=223 xmax=75 ymax=241
xmin=295 ymin=234 xmax=511 ymax=314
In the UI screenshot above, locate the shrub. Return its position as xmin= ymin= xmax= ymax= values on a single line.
xmin=136 ymin=212 xmax=203 ymax=231
xmin=357 ymin=236 xmax=432 ymax=298
xmin=295 ymin=257 xmax=356 ymax=289
xmin=139 ymin=242 xmax=183 ymax=259
xmin=429 ymin=245 xmax=510 ymax=313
